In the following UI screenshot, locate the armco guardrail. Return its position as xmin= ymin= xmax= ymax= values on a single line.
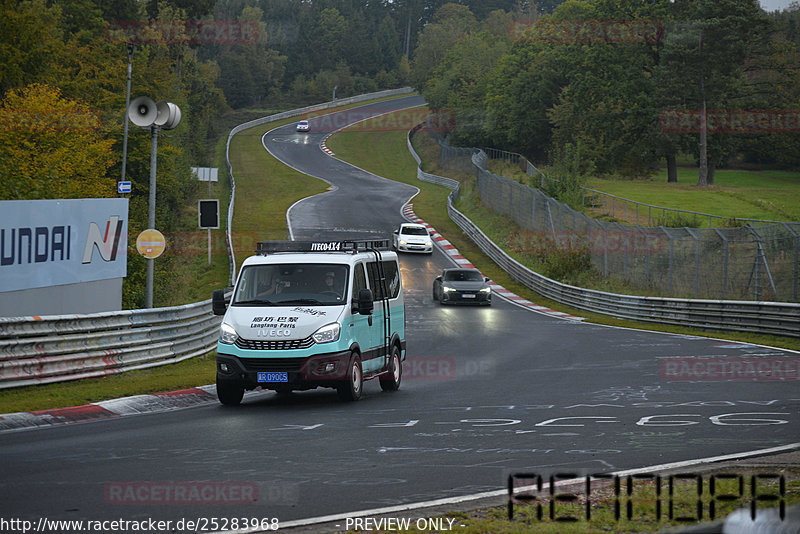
xmin=408 ymin=124 xmax=800 ymax=339
xmin=225 ymin=87 xmax=414 ymax=285
xmin=0 ymin=298 xmax=223 ymax=389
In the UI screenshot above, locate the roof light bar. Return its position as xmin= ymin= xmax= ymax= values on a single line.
xmin=255 ymin=239 xmax=392 ymax=255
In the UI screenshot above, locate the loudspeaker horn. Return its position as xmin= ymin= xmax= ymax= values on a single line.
xmin=154 ymin=101 xmax=182 ymax=130
xmin=128 ymin=96 xmax=157 ymax=128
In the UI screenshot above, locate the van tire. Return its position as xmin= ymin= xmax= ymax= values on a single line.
xmin=217 ymin=379 xmax=244 ymax=406
xmin=337 ymin=353 xmax=363 ymax=401
xmin=380 ymin=345 xmax=402 ymax=392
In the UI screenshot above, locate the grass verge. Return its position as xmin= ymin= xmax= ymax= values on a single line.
xmin=335 ymin=467 xmax=800 ymax=533
xmin=489 ymin=159 xmax=800 ymax=225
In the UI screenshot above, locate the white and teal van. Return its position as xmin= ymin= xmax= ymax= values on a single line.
xmin=211 ymin=239 xmax=405 ymax=405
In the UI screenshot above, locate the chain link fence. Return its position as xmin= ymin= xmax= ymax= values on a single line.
xmin=433 ymin=133 xmax=800 ymax=303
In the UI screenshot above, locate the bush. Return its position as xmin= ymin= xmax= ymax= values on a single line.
xmin=541 ymin=141 xmax=594 ymax=210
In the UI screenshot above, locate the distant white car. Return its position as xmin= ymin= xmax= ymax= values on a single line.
xmin=393 ymin=223 xmax=433 ymax=254
xmin=296 ymin=120 xmax=310 ymax=132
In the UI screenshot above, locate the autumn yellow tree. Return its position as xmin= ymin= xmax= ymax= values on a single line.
xmin=0 ymin=83 xmax=116 ymax=199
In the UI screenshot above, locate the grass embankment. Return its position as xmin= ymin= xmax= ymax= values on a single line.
xmin=0 ymin=94 xmax=412 ymax=414
xmin=492 ymin=159 xmax=800 ymax=226
xmin=329 ymin=110 xmax=799 ymax=354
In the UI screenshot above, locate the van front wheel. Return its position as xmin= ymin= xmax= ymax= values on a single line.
xmin=217 ymin=379 xmax=244 ymax=406
xmin=337 ymin=353 xmax=363 ymax=401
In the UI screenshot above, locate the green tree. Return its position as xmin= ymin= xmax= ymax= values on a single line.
xmin=424 ymin=26 xmax=511 ymax=145
xmin=663 ymin=0 xmax=770 ymax=186
xmin=0 ymin=84 xmax=116 ymax=199
xmin=0 ymin=0 xmax=64 ymax=94
xmin=410 ymin=3 xmax=478 ymax=90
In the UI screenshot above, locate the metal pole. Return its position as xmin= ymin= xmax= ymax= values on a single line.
xmin=120 ymin=44 xmax=133 ymax=190
xmin=146 ymin=125 xmax=159 ymax=308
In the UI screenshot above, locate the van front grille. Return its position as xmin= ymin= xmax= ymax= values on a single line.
xmin=235 ymin=337 xmax=315 ymax=351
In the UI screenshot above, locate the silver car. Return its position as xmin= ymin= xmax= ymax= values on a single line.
xmin=432 ymin=268 xmax=491 ymax=305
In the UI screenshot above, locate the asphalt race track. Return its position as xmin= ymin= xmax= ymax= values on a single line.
xmin=0 ymin=96 xmax=798 ymax=530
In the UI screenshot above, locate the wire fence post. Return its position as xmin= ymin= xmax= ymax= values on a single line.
xmin=713 ymin=228 xmax=729 ymax=300
xmin=685 ymin=228 xmax=700 ymax=299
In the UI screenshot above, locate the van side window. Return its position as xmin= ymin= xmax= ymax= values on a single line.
xmin=366 ymin=260 xmax=400 ymax=300
xmin=352 ymin=262 xmax=367 ymax=299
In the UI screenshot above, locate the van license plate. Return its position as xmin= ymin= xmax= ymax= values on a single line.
xmin=257 ymin=372 xmax=288 ymax=383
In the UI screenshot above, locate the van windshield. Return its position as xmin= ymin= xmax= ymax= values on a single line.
xmin=232 ymin=264 xmax=349 ymax=306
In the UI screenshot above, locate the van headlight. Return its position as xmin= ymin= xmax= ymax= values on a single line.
xmin=312 ymin=323 xmax=340 ymax=344
xmin=219 ymin=322 xmax=238 ymax=345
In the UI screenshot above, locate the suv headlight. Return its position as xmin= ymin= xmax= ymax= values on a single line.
xmin=480 ymin=287 xmax=491 ymax=293
xmin=219 ymin=322 xmax=238 ymax=345
xmin=312 ymin=323 xmax=340 ymax=344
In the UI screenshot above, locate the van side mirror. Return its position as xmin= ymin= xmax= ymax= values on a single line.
xmin=355 ymin=288 xmax=374 ymax=315
xmin=212 ymin=289 xmax=228 ymax=315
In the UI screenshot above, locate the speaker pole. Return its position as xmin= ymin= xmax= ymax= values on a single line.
xmin=146 ymin=124 xmax=159 ymax=309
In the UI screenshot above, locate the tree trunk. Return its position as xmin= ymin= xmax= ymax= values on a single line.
xmin=666 ymin=154 xmax=678 ymax=183
xmin=404 ymin=14 xmax=412 ymax=58
xmin=697 ymin=32 xmax=709 ymax=187
xmin=697 ymin=90 xmax=709 ymax=186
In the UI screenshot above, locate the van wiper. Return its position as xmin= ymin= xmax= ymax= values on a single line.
xmin=233 ymin=299 xmax=275 ymax=306
xmin=279 ymin=298 xmax=322 ymax=305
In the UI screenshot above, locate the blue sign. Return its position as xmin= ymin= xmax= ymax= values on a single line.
xmin=117 ymin=181 xmax=132 ymax=194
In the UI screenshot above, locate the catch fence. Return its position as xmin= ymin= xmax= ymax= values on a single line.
xmin=434 ymin=134 xmax=800 ymax=303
